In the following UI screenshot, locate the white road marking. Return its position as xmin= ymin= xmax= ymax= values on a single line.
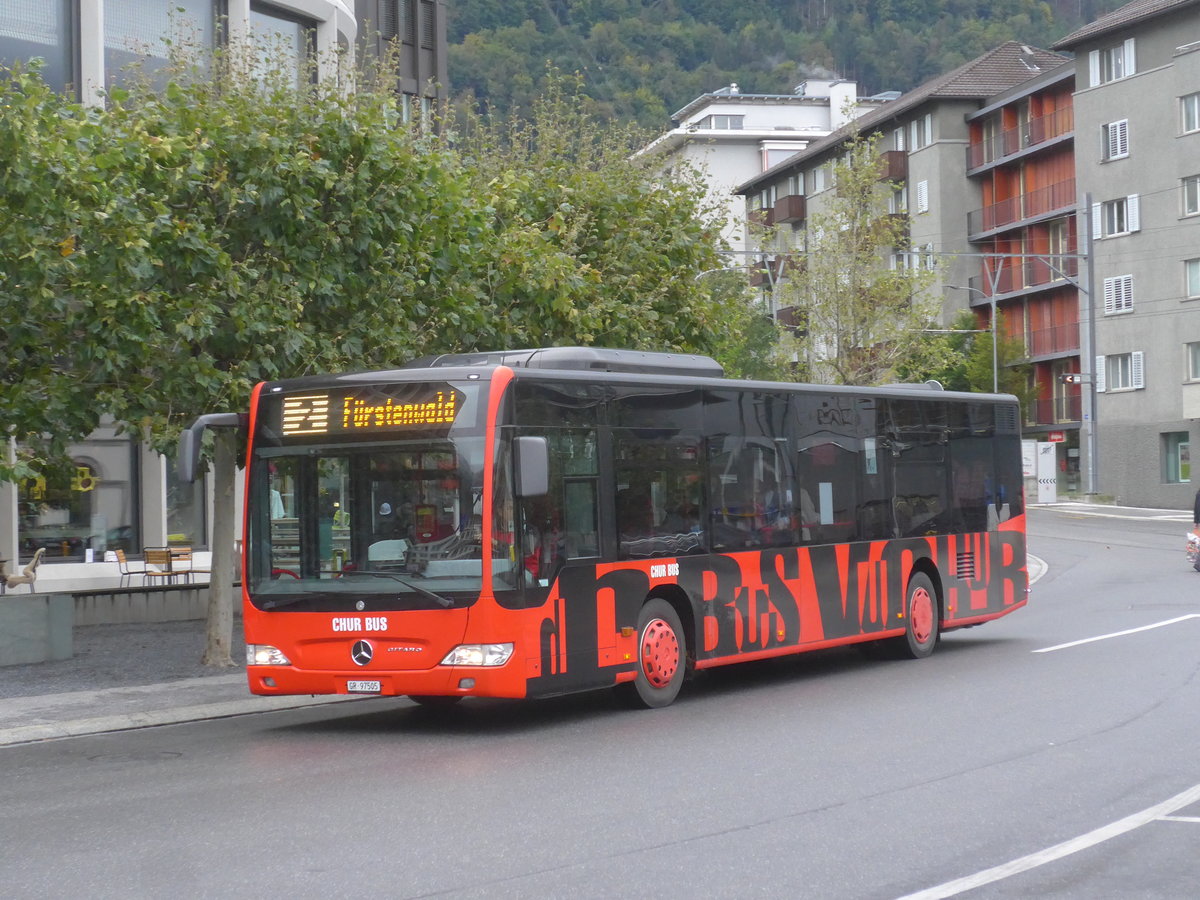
xmin=895 ymin=782 xmax=1200 ymax=899
xmin=1032 ymin=614 xmax=1200 ymax=653
xmin=1158 ymin=816 xmax=1200 ymax=823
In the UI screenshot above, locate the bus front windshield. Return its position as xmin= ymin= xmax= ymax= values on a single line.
xmin=248 ymin=438 xmax=495 ymax=609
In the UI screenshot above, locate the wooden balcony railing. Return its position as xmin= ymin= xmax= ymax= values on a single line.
xmin=966 ymin=106 xmax=1074 ymax=170
xmin=967 ymin=178 xmax=1075 ymax=235
xmin=772 ymin=194 xmax=806 ymax=224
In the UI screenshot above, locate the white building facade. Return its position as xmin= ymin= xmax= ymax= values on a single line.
xmin=641 ymin=79 xmax=896 ymax=256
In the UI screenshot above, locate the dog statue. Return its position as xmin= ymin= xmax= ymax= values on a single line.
xmin=6 ymin=547 xmax=46 ymax=593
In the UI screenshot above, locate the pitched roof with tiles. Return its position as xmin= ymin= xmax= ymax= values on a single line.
xmin=736 ymin=42 xmax=1066 ymax=194
xmin=1052 ymin=0 xmax=1200 ymax=50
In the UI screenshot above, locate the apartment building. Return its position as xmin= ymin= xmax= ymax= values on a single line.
xmin=641 ymin=79 xmax=896 ymax=255
xmin=964 ymin=61 xmax=1082 ymax=488
xmin=735 ymin=42 xmax=1068 ymax=355
xmin=1053 ymin=0 xmax=1200 ymax=507
xmin=0 ymin=1 xmax=447 ymax=572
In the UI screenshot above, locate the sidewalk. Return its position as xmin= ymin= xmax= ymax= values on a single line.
xmin=0 ymin=619 xmax=357 ymax=747
xmin=1030 ymin=500 xmax=1191 ymax=521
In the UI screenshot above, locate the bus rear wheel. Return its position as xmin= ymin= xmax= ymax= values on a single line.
xmin=896 ymin=572 xmax=939 ymax=659
xmin=616 ymin=598 xmax=686 ymax=709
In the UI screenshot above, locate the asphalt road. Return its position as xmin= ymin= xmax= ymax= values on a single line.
xmin=2 ymin=506 xmax=1198 ymax=899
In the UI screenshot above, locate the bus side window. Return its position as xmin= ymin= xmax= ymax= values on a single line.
xmin=796 ymin=441 xmax=859 ymax=544
xmin=517 ymin=428 xmax=600 ymax=584
xmin=613 ymin=436 xmax=704 ymax=558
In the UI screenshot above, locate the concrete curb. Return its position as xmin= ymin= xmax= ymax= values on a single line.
xmin=0 ymin=683 xmax=366 ymax=748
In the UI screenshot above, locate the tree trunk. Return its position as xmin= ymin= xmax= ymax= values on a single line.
xmin=202 ymin=429 xmax=238 ymax=667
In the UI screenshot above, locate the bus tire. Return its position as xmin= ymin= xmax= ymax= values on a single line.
xmin=896 ymin=571 xmax=939 ymax=659
xmin=616 ymin=598 xmax=686 ymax=709
xmin=407 ymin=695 xmax=462 ymax=709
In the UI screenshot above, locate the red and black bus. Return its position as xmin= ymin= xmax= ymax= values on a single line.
xmin=181 ymin=347 xmax=1027 ymax=708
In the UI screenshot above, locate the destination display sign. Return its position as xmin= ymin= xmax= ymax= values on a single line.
xmin=275 ymin=384 xmax=464 ymax=439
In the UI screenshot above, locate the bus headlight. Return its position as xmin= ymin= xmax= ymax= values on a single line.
xmin=247 ymin=644 xmax=291 ymax=666
xmin=441 ymin=643 xmax=513 ymax=667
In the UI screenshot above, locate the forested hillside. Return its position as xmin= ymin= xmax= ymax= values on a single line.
xmin=448 ymin=0 xmax=1127 ymax=126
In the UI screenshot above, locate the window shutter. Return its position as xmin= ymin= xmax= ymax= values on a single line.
xmin=893 ymin=127 xmax=905 ymax=151
xmin=916 ymin=180 xmax=929 ymax=212
xmin=1124 ymin=38 xmax=1136 ymax=77
xmin=923 ymin=114 xmax=932 ymax=146
xmin=1132 ymin=351 xmax=1144 ymax=389
xmin=1127 ymin=194 xmax=1140 ymax=232
xmin=1089 ymin=49 xmax=1100 ymax=87
xmin=401 ymin=0 xmax=416 ymax=44
xmin=1091 ymin=202 xmax=1102 ymax=240
xmin=379 ymin=0 xmax=398 ymax=41
xmin=420 ymin=0 xmax=437 ymax=49
xmin=1103 ymin=276 xmax=1116 ymax=314
xmin=1105 ymin=120 xmax=1128 ymax=158
xmin=1095 ymin=355 xmax=1106 ymax=393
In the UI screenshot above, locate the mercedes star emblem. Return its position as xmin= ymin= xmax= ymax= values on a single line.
xmin=351 ymin=640 xmax=373 ymax=666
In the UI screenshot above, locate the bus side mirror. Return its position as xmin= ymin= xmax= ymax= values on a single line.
xmin=177 ymin=413 xmax=242 ymax=482
xmin=514 ymin=436 xmax=549 ymax=497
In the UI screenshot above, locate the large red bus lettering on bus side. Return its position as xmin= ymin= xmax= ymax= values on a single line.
xmin=523 ymin=525 xmax=1025 ymax=698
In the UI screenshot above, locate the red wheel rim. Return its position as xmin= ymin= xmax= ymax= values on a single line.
xmin=640 ymin=617 xmax=680 ymax=689
xmin=910 ymin=587 xmax=934 ymax=644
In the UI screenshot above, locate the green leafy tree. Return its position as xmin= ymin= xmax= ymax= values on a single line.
xmin=921 ymin=310 xmax=1035 ymax=403
xmin=453 ymin=72 xmax=733 ymax=355
xmin=769 ymin=133 xmax=944 ymax=386
xmin=1 ymin=53 xmax=490 ymax=664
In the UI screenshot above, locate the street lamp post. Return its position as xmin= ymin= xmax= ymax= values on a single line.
xmin=946 ymin=284 xmax=997 ymax=393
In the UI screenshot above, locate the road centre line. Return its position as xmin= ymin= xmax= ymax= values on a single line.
xmin=1032 ymin=615 xmax=1200 ymax=653
xmin=895 ymin=782 xmax=1200 ymax=900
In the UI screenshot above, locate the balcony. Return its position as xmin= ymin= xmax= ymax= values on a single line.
xmin=1027 ymin=394 xmax=1082 ymax=427
xmin=773 ymin=194 xmax=806 ymax=224
xmin=966 ymin=107 xmax=1074 ymax=171
xmin=775 ymin=305 xmax=805 ymax=332
xmin=1027 ymin=322 xmax=1080 ymax=358
xmin=748 ymin=206 xmax=776 ymax=228
xmin=967 ymin=255 xmax=1079 ymax=299
xmin=967 ymin=178 xmax=1076 ymax=238
xmin=878 ymin=150 xmax=907 ymax=181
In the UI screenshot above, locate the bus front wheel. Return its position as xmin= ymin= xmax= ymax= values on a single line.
xmin=616 ymin=598 xmax=686 ymax=709
xmin=897 ymin=572 xmax=939 ymax=659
